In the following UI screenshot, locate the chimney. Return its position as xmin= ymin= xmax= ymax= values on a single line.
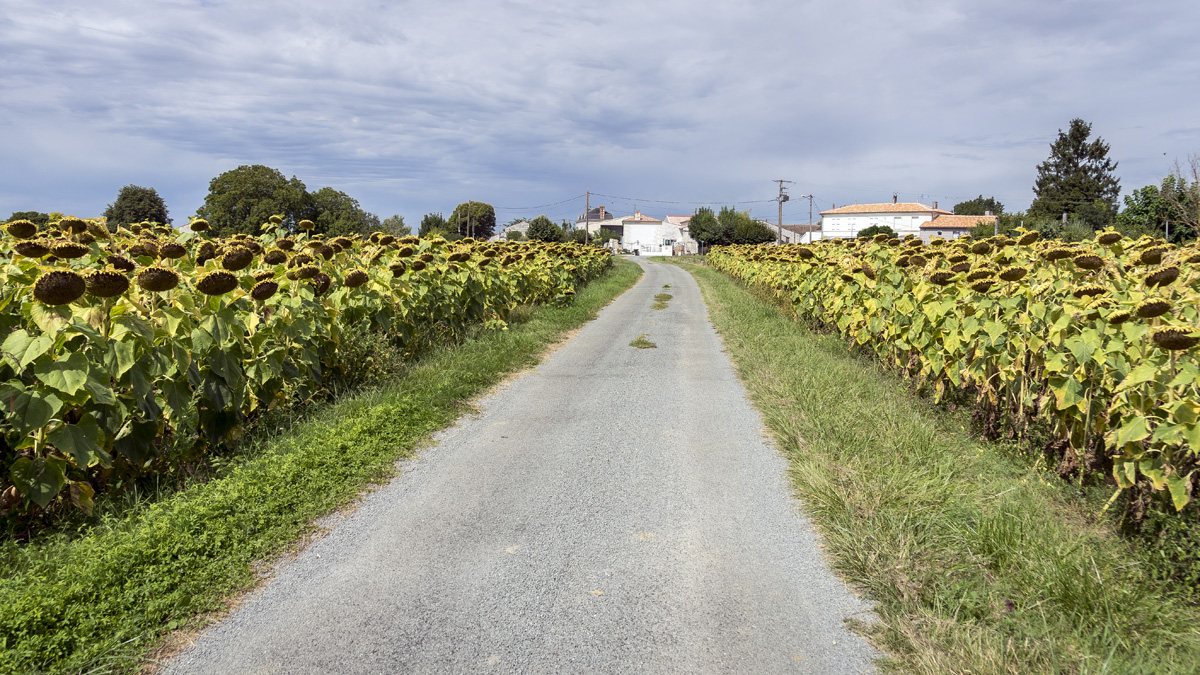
xmin=892 ymin=192 xmax=898 ymax=204
xmin=985 ymin=210 xmax=993 ymax=217
xmin=933 ymin=200 xmax=938 ymax=210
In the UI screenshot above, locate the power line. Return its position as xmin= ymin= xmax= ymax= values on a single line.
xmin=589 ymin=192 xmax=776 ymax=206
xmin=495 ymin=194 xmax=586 ymax=211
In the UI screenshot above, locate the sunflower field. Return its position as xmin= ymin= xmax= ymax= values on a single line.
xmin=708 ymin=231 xmax=1200 ymax=512
xmin=0 ymin=216 xmax=611 ymax=525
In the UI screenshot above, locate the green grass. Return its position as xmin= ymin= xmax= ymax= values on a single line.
xmin=668 ymin=257 xmax=1200 ymax=674
xmin=629 ymin=333 xmax=657 ymax=349
xmin=0 ymin=259 xmax=642 ymax=675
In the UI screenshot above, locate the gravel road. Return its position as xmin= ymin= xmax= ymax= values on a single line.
xmin=166 ymin=257 xmax=879 ymax=674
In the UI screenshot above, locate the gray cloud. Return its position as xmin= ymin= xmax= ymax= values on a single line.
xmin=2 ymin=0 xmax=1198 ymax=224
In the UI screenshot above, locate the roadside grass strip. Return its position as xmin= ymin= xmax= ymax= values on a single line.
xmin=671 ymin=258 xmax=1200 ymax=674
xmin=0 ymin=259 xmax=642 ymax=675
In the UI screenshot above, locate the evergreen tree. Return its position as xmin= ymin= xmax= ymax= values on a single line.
xmin=1029 ymin=118 xmax=1120 ymax=229
xmin=104 ymin=185 xmax=170 ymax=227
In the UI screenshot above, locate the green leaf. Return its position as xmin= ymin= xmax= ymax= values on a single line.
xmin=9 ymin=455 xmax=68 ymax=508
xmin=191 ymin=326 xmax=215 ymax=355
xmin=104 ymin=339 xmax=137 ymax=379
xmin=6 ymin=386 xmax=63 ymax=436
xmin=114 ymin=417 xmax=159 ymax=464
xmin=47 ymin=417 xmax=103 ymax=468
xmin=1167 ymin=472 xmax=1191 ymax=511
xmin=34 ymin=351 xmax=90 ymax=396
xmin=1118 ymin=364 xmax=1159 ymax=391
xmin=83 ymin=375 xmax=116 ymax=405
xmin=1115 ymin=416 xmax=1152 ymax=447
xmin=1141 ymin=459 xmax=1167 ymax=490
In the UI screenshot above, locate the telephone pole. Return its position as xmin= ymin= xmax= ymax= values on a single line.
xmin=585 ymin=190 xmax=590 ymax=244
xmin=467 ymin=200 xmax=473 ymax=239
xmin=774 ymin=179 xmax=794 ymax=245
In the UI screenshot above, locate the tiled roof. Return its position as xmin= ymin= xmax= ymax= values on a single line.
xmin=920 ymin=214 xmax=997 ymax=230
xmin=622 ymin=213 xmax=662 ymax=223
xmin=820 ymin=202 xmax=951 ymax=215
xmin=780 ymin=224 xmax=821 ymax=233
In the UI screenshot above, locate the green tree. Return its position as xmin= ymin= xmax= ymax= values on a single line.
xmin=687 ymin=207 xmax=722 ymax=245
xmin=526 ymin=214 xmax=561 ymax=242
xmin=857 ymin=224 xmax=897 ymax=239
xmin=1029 ymin=118 xmax=1121 ymax=229
xmin=505 ymin=230 xmax=527 ymax=241
xmin=6 ymin=211 xmax=50 ymax=227
xmin=1117 ymin=174 xmax=1199 ymax=242
xmin=732 ymin=219 xmax=776 ymax=244
xmin=304 ymin=187 xmax=378 ymax=237
xmin=419 ymin=212 xmax=447 ymax=237
xmin=953 ymin=195 xmax=1005 ymax=216
xmin=103 ymin=185 xmax=170 ymax=227
xmin=196 ymin=165 xmax=309 ymax=237
xmin=381 ymin=215 xmax=411 ymax=236
xmin=447 ymin=201 xmax=496 ymax=239
xmin=590 ymin=227 xmax=620 ymax=246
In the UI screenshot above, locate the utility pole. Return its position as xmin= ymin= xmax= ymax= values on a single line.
xmin=468 ymin=200 xmax=473 ymax=239
xmin=585 ymin=191 xmax=590 ymax=244
xmin=774 ymin=179 xmax=793 ymax=245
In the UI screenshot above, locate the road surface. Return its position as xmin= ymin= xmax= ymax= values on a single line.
xmin=166 ymin=256 xmax=879 ymax=673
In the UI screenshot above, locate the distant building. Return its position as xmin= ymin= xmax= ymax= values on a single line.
xmin=920 ymin=213 xmax=997 ymax=240
xmin=818 ymin=199 xmax=951 ymax=240
xmin=575 ymin=206 xmax=618 ymax=231
xmin=490 ymin=220 xmax=530 ymax=242
xmin=778 ymin=224 xmax=822 ymax=244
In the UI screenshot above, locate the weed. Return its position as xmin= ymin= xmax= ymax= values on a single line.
xmin=630 ymin=334 xmax=657 ymax=349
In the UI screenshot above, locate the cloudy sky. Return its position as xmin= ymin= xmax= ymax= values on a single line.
xmin=2 ymin=0 xmax=1197 ymax=226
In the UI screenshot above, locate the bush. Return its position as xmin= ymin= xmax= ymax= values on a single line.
xmin=856 ymin=224 xmax=896 ymax=239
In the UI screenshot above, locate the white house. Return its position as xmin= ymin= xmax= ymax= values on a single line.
xmin=490 ymin=220 xmax=530 ymax=241
xmin=621 ymin=212 xmax=683 ymax=256
xmin=817 ymin=200 xmax=951 ymax=240
xmin=663 ymin=215 xmax=698 ymax=254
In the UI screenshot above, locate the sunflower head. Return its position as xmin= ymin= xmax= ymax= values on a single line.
xmin=1043 ymin=247 xmax=1073 ymax=261
xmin=344 ymin=269 xmax=369 ymax=288
xmin=1072 ymin=284 xmax=1107 ymax=299
xmin=1140 ymin=248 xmax=1166 ymax=265
xmin=411 ymin=260 xmax=427 ymax=272
xmin=969 ymin=278 xmax=996 ymax=294
xmin=33 ymin=270 xmax=86 ymax=305
xmin=1097 ymin=231 xmax=1121 ymax=245
xmin=137 ymin=266 xmax=181 ymax=292
xmin=295 ymin=265 xmax=320 ymax=280
xmin=1151 ymin=326 xmax=1199 ymax=351
xmin=297 ymin=219 xmax=315 ymax=231
xmin=310 ymin=272 xmax=332 ymax=295
xmin=930 ymin=271 xmax=955 ymax=286
xmin=14 ymin=239 xmax=52 ymax=258
xmin=1135 ymin=298 xmax=1172 ymax=318
xmin=59 ymin=217 xmax=88 ymax=235
xmin=1072 ymin=254 xmax=1104 ymax=270
xmin=951 ymin=262 xmax=972 ymax=274
xmin=250 ymin=280 xmax=279 ymax=302
xmin=51 ymin=240 xmax=90 ymax=259
xmin=276 ymin=238 xmax=296 ymax=251
xmin=263 ymin=250 xmax=288 ymax=265
xmin=998 ymin=266 xmax=1028 ymax=282
xmin=1144 ymin=266 xmax=1180 ymax=288
xmin=268 ymin=215 xmax=283 ymax=225
xmin=1018 ymin=231 xmax=1041 ymax=246
xmin=908 ymin=254 xmax=928 ymax=267
xmin=188 ymin=219 xmax=210 ymax=232
xmin=82 ymin=268 xmax=130 ymax=298
xmin=221 ymin=246 xmax=254 ymax=271
xmin=160 ymin=242 xmax=187 ymax=259
xmin=5 ymin=219 xmax=38 ymax=239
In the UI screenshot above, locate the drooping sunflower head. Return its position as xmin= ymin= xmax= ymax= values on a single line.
xmin=998 ymin=266 xmax=1028 ymax=282
xmin=106 ymin=254 xmax=136 ymax=272
xmin=316 ymin=245 xmax=335 ymax=261
xmin=969 ymin=277 xmax=996 ymax=294
xmin=196 ymin=270 xmax=239 ymax=296
xmin=189 ymin=219 xmax=210 ymax=232
xmin=251 ymin=280 xmax=279 ymax=302
xmin=1140 ymin=248 xmax=1166 ymax=265
xmin=1135 ymin=298 xmax=1172 ymax=318
xmin=951 ymin=262 xmax=972 ymax=274
xmin=33 ymin=270 xmax=86 ymax=305
xmin=297 ymin=219 xmax=315 ymax=231
xmin=160 ymin=242 xmax=187 ymax=259
xmin=1071 ymin=284 xmax=1107 ymax=299
xmin=310 ymin=272 xmax=332 ymax=295
xmin=51 ymin=240 xmax=90 ymax=259
xmin=59 ymin=217 xmax=88 ymax=235
xmin=5 ymin=219 xmax=38 ymax=239
xmin=268 ymin=215 xmax=283 ymax=225
xmin=1072 ymin=254 xmax=1104 ymax=271
xmin=1151 ymin=326 xmax=1199 ymax=351
xmin=295 ymin=264 xmax=320 ymax=280
xmin=1097 ymin=230 xmax=1122 ymax=246
xmin=908 ymin=254 xmax=928 ymax=267
xmin=411 ymin=260 xmax=427 ymax=272
xmin=221 ymin=246 xmax=254 ymax=271
xmin=276 ymin=238 xmax=296 ymax=251
xmin=344 ymin=269 xmax=369 ymax=288
xmin=389 ymin=261 xmax=407 ymax=277
xmin=1017 ymin=231 xmax=1041 ymax=246
xmin=1144 ymin=266 xmax=1180 ymax=288
xmin=1043 ymin=247 xmax=1073 ymax=261
xmin=84 ymin=268 xmax=131 ymax=298
xmin=930 ymin=271 xmax=955 ymax=286
xmin=137 ymin=266 xmax=181 ymax=292
xmin=263 ymin=250 xmax=288 ymax=265
xmin=1106 ymin=309 xmax=1133 ymax=325
xmin=14 ymin=239 xmax=52 ymax=258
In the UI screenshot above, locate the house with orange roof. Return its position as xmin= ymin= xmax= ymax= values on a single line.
xmin=920 ymin=213 xmax=997 ymax=240
xmin=818 ymin=197 xmax=951 ymax=240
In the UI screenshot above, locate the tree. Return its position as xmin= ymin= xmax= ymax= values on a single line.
xmin=381 ymin=215 xmax=411 ymax=236
xmin=1117 ymin=174 xmax=1199 ymax=242
xmin=446 ymin=201 xmax=496 ymax=240
xmin=953 ymin=195 xmax=1005 ymax=216
xmin=732 ymin=219 xmax=776 ymax=244
xmin=419 ymin=212 xmax=447 ymax=237
xmin=687 ymin=207 xmax=722 ymax=245
xmin=6 ymin=211 xmax=50 ymax=227
xmin=526 ymin=214 xmax=561 ymax=242
xmin=196 ymin=165 xmax=309 ymax=237
xmin=505 ymin=230 xmax=527 ymax=241
xmin=857 ymin=224 xmax=897 ymax=239
xmin=590 ymin=228 xmax=620 ymax=246
xmin=104 ymin=185 xmax=170 ymax=227
xmin=303 ymin=187 xmax=379 ymax=237
xmin=1029 ymin=118 xmax=1121 ymax=229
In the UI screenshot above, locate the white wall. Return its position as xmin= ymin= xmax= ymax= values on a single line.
xmin=820 ymin=212 xmax=934 ymax=239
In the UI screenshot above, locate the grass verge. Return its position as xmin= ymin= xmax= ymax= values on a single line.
xmin=669 ymin=257 xmax=1200 ymax=674
xmin=0 ymin=258 xmax=642 ymax=675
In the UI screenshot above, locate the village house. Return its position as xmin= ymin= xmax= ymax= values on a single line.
xmin=816 ymin=196 xmax=997 ymax=242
